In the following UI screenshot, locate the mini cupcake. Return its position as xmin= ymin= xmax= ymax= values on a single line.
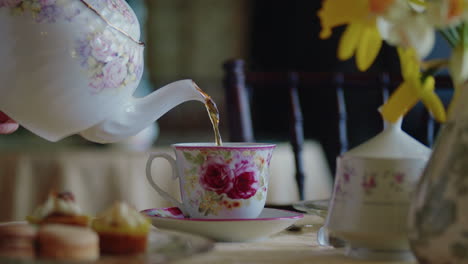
xmin=0 ymin=223 xmax=37 ymax=259
xmin=27 ymin=191 xmax=90 ymax=227
xmin=38 ymin=224 xmax=99 ymax=261
xmin=92 ymin=202 xmax=151 ymax=255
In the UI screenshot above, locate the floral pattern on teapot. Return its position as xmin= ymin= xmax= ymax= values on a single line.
xmin=106 ymin=0 xmax=135 ymax=23
xmin=1 ymin=0 xmax=136 ymax=24
xmin=0 ymin=0 xmax=143 ymax=94
xmin=1 ymin=0 xmax=79 ymax=21
xmin=76 ymin=31 xmax=143 ymax=94
xmin=181 ymin=149 xmax=269 ymax=217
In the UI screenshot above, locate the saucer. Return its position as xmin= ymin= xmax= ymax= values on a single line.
xmin=141 ymin=207 xmax=303 ymax=242
xmin=292 ymin=199 xmax=329 ymax=218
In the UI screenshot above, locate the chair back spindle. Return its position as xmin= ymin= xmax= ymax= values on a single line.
xmin=334 ymin=73 xmax=348 ymax=155
xmin=223 ymin=59 xmax=254 ymax=142
xmin=288 ymin=72 xmax=305 ymax=200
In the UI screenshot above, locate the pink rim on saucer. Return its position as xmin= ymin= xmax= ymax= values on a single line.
xmin=141 ymin=207 xmax=304 ymax=242
xmin=141 ymin=207 xmax=303 ymax=222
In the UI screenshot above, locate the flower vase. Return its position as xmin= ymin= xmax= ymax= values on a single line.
xmin=408 ymin=86 xmax=468 ymax=263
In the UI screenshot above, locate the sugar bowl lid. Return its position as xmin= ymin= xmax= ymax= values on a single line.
xmin=343 ymin=119 xmax=431 ymax=159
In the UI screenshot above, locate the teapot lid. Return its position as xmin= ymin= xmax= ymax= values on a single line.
xmin=343 ymin=118 xmax=431 ymax=159
xmin=81 ymin=0 xmax=141 ymax=43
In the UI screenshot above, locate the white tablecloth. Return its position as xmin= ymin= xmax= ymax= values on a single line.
xmin=173 ymin=224 xmax=415 ymax=264
xmin=0 ymin=141 xmax=332 ymax=221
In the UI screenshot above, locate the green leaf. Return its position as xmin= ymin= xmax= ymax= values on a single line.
xmin=189 ymin=167 xmax=198 ymax=175
xmin=259 ymin=176 xmax=265 ymax=187
xmin=183 ymin=152 xmax=194 ymax=161
xmin=255 ymin=191 xmax=264 ymax=201
xmin=195 ymin=154 xmax=205 ymax=165
xmin=223 ymin=151 xmax=232 ymax=160
xmin=215 ymin=194 xmax=224 ymax=201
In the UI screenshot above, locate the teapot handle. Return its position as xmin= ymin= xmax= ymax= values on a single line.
xmin=145 ymin=152 xmax=189 ymax=217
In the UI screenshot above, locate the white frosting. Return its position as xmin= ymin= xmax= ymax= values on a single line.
xmin=344 ymin=119 xmax=431 ymax=159
xmin=96 ymin=202 xmax=147 ymax=228
xmin=31 ymin=194 xmax=83 ymax=219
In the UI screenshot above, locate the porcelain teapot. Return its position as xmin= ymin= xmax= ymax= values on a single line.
xmin=0 ymin=0 xmax=207 ymax=143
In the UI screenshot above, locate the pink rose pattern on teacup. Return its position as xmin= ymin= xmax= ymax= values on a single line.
xmin=199 ymin=154 xmax=260 ymax=200
xmin=200 ymin=155 xmax=235 ymax=195
xmin=1 ymin=0 xmax=142 ymax=94
xmin=227 ymin=158 xmax=260 ymax=199
xmin=182 ymin=149 xmax=270 ymax=216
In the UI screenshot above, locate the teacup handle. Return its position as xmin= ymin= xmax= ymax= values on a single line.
xmin=145 ymin=152 xmax=189 ymax=217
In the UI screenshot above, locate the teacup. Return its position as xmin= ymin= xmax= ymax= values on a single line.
xmin=146 ymin=143 xmax=276 ymax=219
xmin=325 ymin=155 xmax=428 ymax=260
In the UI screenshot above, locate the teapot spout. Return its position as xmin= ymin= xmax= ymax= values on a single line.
xmin=80 ymin=79 xmax=206 ymax=144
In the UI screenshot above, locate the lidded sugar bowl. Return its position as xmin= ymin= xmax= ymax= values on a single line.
xmin=325 ymin=119 xmax=431 ymax=260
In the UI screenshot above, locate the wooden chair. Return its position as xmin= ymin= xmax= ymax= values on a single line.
xmin=222 ymin=59 xmax=453 ymax=200
xmin=223 ymin=59 xmax=307 ymax=200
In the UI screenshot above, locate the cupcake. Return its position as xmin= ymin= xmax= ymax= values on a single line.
xmin=92 ymin=202 xmax=151 ymax=255
xmin=38 ymin=224 xmax=99 ymax=261
xmin=27 ymin=191 xmax=90 ymax=227
xmin=0 ymin=223 xmax=37 ymax=259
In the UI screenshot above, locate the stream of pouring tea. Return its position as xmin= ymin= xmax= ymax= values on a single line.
xmin=194 ymin=83 xmax=223 ymax=146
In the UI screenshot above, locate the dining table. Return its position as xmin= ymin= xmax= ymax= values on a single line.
xmin=0 ymin=132 xmax=417 ymax=264
xmin=2 ymin=131 xmax=395 ymax=264
xmin=170 ymin=222 xmax=415 ymax=264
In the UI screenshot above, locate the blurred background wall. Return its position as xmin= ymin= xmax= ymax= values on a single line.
xmin=143 ymin=0 xmax=249 ymax=143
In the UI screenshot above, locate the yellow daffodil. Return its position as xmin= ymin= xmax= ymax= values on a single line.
xmin=380 ymin=48 xmax=447 ymax=123
xmin=449 ymin=44 xmax=468 ymax=86
xmin=380 ymin=17 xmax=435 ymax=59
xmin=426 ymin=0 xmax=465 ymax=26
xmin=447 ymin=28 xmax=468 ymax=116
xmin=318 ymin=0 xmax=394 ymax=71
xmin=447 ymin=0 xmax=464 ymax=21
